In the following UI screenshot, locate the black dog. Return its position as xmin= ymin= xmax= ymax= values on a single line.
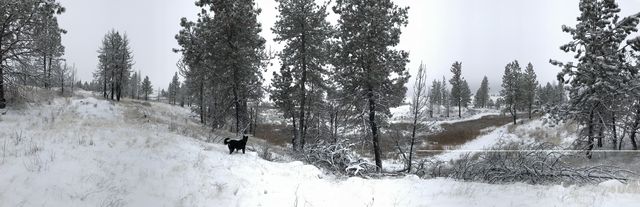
xmin=224 ymin=135 xmax=248 ymax=154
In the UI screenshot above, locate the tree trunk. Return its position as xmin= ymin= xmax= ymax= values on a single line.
xmin=511 ymin=87 xmax=518 ymax=125
xmin=199 ymin=81 xmax=205 ymax=124
xmin=297 ymin=71 xmax=307 ymax=152
xmin=291 ymin=115 xmax=298 ymax=148
xmin=47 ymin=57 xmax=52 ymax=89
xmin=43 ymin=54 xmax=47 ymax=88
xmin=60 ymin=72 xmax=64 ymax=95
xmin=458 ymin=99 xmax=461 ymax=118
xmin=131 ymin=80 xmax=135 ymax=99
xmin=409 ymin=118 xmax=417 ymax=172
xmin=0 ymin=64 xmax=5 ymax=109
xmin=612 ymin=112 xmax=617 ymax=150
xmin=103 ymin=68 xmax=107 ymax=98
xmin=234 ymin=87 xmax=240 ymax=134
xmin=629 ymin=106 xmax=640 ymax=150
xmin=296 ymin=24 xmax=308 ymax=152
xmin=116 ymin=71 xmax=122 ymax=101
xmin=587 ymin=108 xmax=595 ymax=159
xmin=368 ymin=88 xmax=382 ymax=172
xmin=116 ymin=82 xmax=121 ymax=101
xmin=511 ymin=106 xmax=517 ymax=125
xmin=528 ymin=103 xmax=532 ymax=119
xmin=597 ymin=121 xmax=603 ymax=148
xmin=446 ymin=99 xmax=450 ymax=118
xmin=110 ymin=76 xmax=114 ymax=100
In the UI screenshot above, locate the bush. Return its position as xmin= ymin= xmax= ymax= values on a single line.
xmin=303 ymin=139 xmax=376 ymax=176
xmin=417 ymin=142 xmax=634 ymax=184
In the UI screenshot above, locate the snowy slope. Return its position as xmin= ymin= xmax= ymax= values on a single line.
xmin=433 ymin=117 xmax=577 ymax=161
xmin=1 ymin=92 xmax=639 ymax=206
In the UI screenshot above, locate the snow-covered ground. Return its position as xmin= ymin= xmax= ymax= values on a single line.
xmin=433 ymin=117 xmax=577 ymax=161
xmin=1 ymin=91 xmax=639 ymax=206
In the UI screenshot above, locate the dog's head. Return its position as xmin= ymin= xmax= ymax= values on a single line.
xmin=242 ymin=135 xmax=248 ymax=141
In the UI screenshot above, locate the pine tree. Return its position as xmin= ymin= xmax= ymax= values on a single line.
xmin=442 ymin=76 xmax=450 ymax=118
xmin=270 ymin=64 xmax=298 ymax=144
xmin=460 ymin=79 xmax=472 ymax=108
xmin=272 ymin=0 xmax=332 ymax=151
xmin=551 ymin=0 xmax=640 ymax=154
xmin=32 ymin=3 xmax=66 ymax=89
xmin=95 ymin=30 xmax=133 ymax=102
xmin=175 ymin=17 xmax=208 ymax=124
xmin=141 ymin=76 xmax=152 ymax=101
xmin=0 ymin=0 xmax=65 ymax=108
xmin=449 ymin=62 xmax=463 ymax=118
xmin=204 ymin=0 xmax=266 ymax=134
xmin=474 ymin=76 xmax=490 ymax=108
xmin=129 ymin=71 xmax=140 ymax=99
xmin=501 ymin=60 xmax=522 ymax=125
xmin=429 ymin=80 xmax=442 ymax=115
xmin=333 ymin=0 xmax=410 ymax=171
xmin=522 ymin=63 xmax=538 ymax=119
xmin=179 ymin=82 xmax=188 ymax=107
xmin=169 ymin=72 xmax=180 ymax=105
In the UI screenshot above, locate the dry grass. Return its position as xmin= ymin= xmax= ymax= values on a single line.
xmin=417 ymin=115 xmax=513 ymax=156
xmin=254 ymin=123 xmax=292 ymax=147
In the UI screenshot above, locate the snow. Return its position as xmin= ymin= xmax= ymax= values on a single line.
xmin=433 ymin=117 xmax=574 ymax=161
xmin=1 ymin=91 xmax=639 ymax=206
xmin=388 ymin=104 xmax=500 ymax=125
xmin=433 ymin=123 xmax=513 ymax=161
xmin=437 ymin=111 xmax=500 ymax=125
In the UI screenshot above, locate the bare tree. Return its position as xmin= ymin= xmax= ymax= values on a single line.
xmin=406 ymin=62 xmax=431 ymax=172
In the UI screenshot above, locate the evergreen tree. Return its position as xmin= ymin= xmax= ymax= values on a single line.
xmin=460 ymin=79 xmax=472 ymax=108
xmin=442 ymin=76 xmax=450 ymax=118
xmin=179 ymin=82 xmax=188 ymax=107
xmin=168 ymin=72 xmax=180 ymax=105
xmin=95 ymin=30 xmax=133 ymax=102
xmin=333 ymin=0 xmax=410 ymax=171
xmin=501 ymin=60 xmax=522 ymax=125
xmin=0 ymin=0 xmax=65 ymax=108
xmin=474 ymin=76 xmax=490 ymax=108
xmin=204 ymin=0 xmax=266 ymax=134
xmin=129 ymin=71 xmax=140 ymax=99
xmin=449 ymin=62 xmax=463 ymax=118
xmin=270 ymin=64 xmax=298 ymax=144
xmin=522 ymin=63 xmax=538 ymax=119
xmin=429 ymin=80 xmax=442 ymax=114
xmin=551 ymin=0 xmax=640 ymax=154
xmin=141 ymin=76 xmax=152 ymax=101
xmin=272 ymin=0 xmax=332 ymax=151
xmin=32 ymin=3 xmax=66 ymax=89
xmin=175 ymin=17 xmax=208 ymax=124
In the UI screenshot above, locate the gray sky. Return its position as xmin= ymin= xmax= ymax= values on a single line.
xmin=57 ymin=0 xmax=640 ymax=93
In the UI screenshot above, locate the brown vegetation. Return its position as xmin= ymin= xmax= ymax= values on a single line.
xmin=417 ymin=115 xmax=513 ymax=156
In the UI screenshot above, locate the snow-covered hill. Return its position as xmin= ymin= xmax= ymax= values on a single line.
xmin=1 ymin=91 xmax=639 ymax=206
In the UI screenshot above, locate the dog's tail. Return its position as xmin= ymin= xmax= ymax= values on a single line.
xmin=223 ymin=138 xmax=230 ymax=145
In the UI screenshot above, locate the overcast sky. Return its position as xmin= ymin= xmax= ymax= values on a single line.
xmin=57 ymin=0 xmax=640 ymax=94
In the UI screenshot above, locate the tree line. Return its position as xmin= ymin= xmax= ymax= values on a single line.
xmin=171 ymin=0 xmax=596 ymax=171
xmin=92 ymin=30 xmax=154 ymax=102
xmin=174 ymin=0 xmax=410 ymax=171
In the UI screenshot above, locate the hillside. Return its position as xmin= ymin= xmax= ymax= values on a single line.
xmin=0 ymin=91 xmax=638 ymax=206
